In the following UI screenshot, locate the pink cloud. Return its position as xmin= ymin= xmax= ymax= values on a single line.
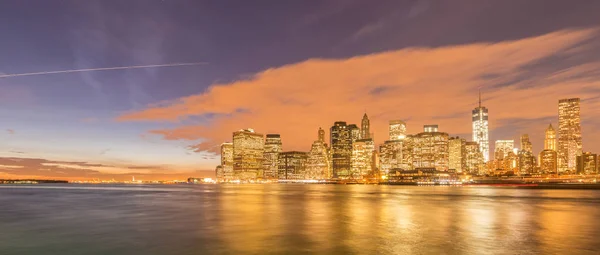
xmin=118 ymin=29 xmax=600 ymax=155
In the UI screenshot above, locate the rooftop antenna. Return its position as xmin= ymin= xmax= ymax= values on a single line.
xmin=478 ymin=86 xmax=482 ymax=108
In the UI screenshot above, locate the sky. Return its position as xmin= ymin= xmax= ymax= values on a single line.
xmin=1 ymin=0 xmax=599 ymax=180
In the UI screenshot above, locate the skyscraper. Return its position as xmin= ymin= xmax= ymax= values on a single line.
xmin=232 ymin=129 xmax=264 ymax=180
xmin=472 ymin=90 xmax=490 ymax=162
xmin=576 ymin=152 xmax=598 ymax=174
xmin=412 ymin=131 xmax=449 ymax=171
xmin=520 ymin=134 xmax=532 ymax=153
xmin=544 ymin=124 xmax=556 ymax=151
xmin=278 ymin=151 xmax=308 ymax=180
xmin=389 ymin=120 xmax=407 ymax=141
xmin=558 ymin=98 xmax=582 ymax=173
xmin=379 ymin=140 xmax=403 ymax=176
xmin=351 ymin=138 xmax=375 ymax=178
xmin=306 ymin=128 xmax=331 ymax=179
xmin=464 ymin=142 xmax=484 ymax=174
xmin=494 ymin=140 xmax=514 ymax=160
xmin=360 ymin=113 xmax=371 ymax=139
xmin=221 ymin=142 xmax=234 ymax=180
xmin=449 ymin=137 xmax=466 ymax=173
xmin=331 ymin=122 xmax=358 ymax=179
xmin=263 ymin=134 xmax=282 ymax=179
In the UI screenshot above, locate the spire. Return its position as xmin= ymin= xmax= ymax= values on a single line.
xmin=547 ymin=123 xmax=554 ymax=131
xmin=478 ymin=87 xmax=482 ymax=108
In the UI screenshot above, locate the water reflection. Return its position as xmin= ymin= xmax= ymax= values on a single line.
xmin=1 ymin=184 xmax=600 ymax=254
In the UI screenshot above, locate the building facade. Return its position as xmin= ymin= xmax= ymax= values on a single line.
xmin=351 ymin=138 xmax=375 ymax=178
xmin=360 ymin=113 xmax=371 ymax=139
xmin=412 ymin=131 xmax=449 ymax=171
xmin=423 ymin=125 xmax=439 ymax=133
xmin=576 ymin=152 xmax=598 ymax=174
xmin=545 ymin=124 xmax=556 ymax=151
xmin=449 ymin=137 xmax=466 ymax=173
xmin=539 ymin=150 xmax=558 ymax=174
xmin=278 ymin=151 xmax=308 ymax=180
xmin=263 ymin=134 xmax=282 ymax=179
xmin=331 ymin=122 xmax=358 ymax=178
xmin=472 ymin=92 xmax=490 ymax=162
xmin=389 ymin=120 xmax=407 ymax=141
xmin=558 ymin=98 xmax=582 ymax=173
xmin=232 ymin=129 xmax=265 ymax=180
xmin=306 ymin=128 xmax=331 ymax=179
xmin=220 ymin=142 xmax=234 ymax=180
xmin=494 ymin=140 xmax=514 ymax=160
xmin=521 ymin=134 xmax=532 ymax=153
xmin=464 ymin=142 xmax=484 ymax=174
xmin=379 ymin=140 xmax=403 ymax=176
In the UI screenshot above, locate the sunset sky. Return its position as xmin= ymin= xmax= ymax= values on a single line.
xmin=1 ymin=0 xmax=599 ymax=180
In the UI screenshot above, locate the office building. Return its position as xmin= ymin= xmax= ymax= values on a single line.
xmin=449 ymin=137 xmax=466 ymax=173
xmin=521 ymin=134 xmax=532 ymax=153
xmin=539 ymin=150 xmax=558 ymax=174
xmin=389 ymin=120 xmax=407 ymax=141
xmin=221 ymin=142 xmax=234 ymax=180
xmin=558 ymin=98 xmax=582 ymax=172
xmin=232 ymin=129 xmax=264 ymax=180
xmin=263 ymin=134 xmax=282 ymax=179
xmin=379 ymin=140 xmax=403 ymax=176
xmin=351 ymin=138 xmax=375 ymax=178
xmin=576 ymin=152 xmax=598 ymax=174
xmin=306 ymin=128 xmax=331 ymax=179
xmin=278 ymin=151 xmax=308 ymax=180
xmin=465 ymin=142 xmax=484 ymax=174
xmin=412 ymin=131 xmax=449 ymax=171
xmin=472 ymin=90 xmax=490 ymax=162
xmin=545 ymin=124 xmax=556 ymax=151
xmin=360 ymin=113 xmax=371 ymax=139
xmin=331 ymin=122 xmax=359 ymax=178
xmin=495 ymin=140 xmax=514 ymax=160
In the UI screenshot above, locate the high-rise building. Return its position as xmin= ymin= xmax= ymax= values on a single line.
xmin=389 ymin=120 xmax=407 ymax=141
xmin=518 ymin=151 xmax=535 ymax=174
xmin=331 ymin=122 xmax=358 ymax=178
xmin=412 ymin=131 xmax=449 ymax=171
xmin=221 ymin=142 xmax=234 ymax=180
xmin=263 ymin=134 xmax=282 ymax=179
xmin=472 ymin=90 xmax=490 ymax=162
xmin=449 ymin=137 xmax=466 ymax=173
xmin=379 ymin=140 xmax=403 ymax=176
xmin=544 ymin=124 xmax=556 ymax=151
xmin=520 ymin=134 xmax=532 ymax=153
xmin=558 ymin=98 xmax=582 ymax=173
xmin=306 ymin=128 xmax=331 ymax=179
xmin=215 ymin=165 xmax=224 ymax=180
xmin=401 ymin=135 xmax=415 ymax=170
xmin=423 ymin=125 xmax=439 ymax=133
xmin=351 ymin=138 xmax=375 ymax=178
xmin=232 ymin=129 xmax=264 ymax=180
xmin=539 ymin=150 xmax=558 ymax=174
xmin=576 ymin=152 xmax=598 ymax=174
xmin=278 ymin=151 xmax=308 ymax=180
xmin=360 ymin=113 xmax=371 ymax=139
xmin=465 ymin=142 xmax=484 ymax=174
xmin=495 ymin=140 xmax=514 ymax=160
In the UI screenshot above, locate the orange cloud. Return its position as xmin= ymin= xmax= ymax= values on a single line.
xmin=118 ymin=29 xmax=600 ymax=155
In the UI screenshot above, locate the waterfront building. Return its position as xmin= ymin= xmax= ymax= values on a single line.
xmin=401 ymin=135 xmax=415 ymax=170
xmin=306 ymin=128 xmax=331 ymax=179
xmin=495 ymin=140 xmax=514 ymax=160
xmin=360 ymin=113 xmax=371 ymax=139
xmin=263 ymin=134 xmax=282 ymax=179
xmin=518 ymin=150 xmax=535 ymax=174
xmin=379 ymin=140 xmax=403 ymax=176
xmin=539 ymin=150 xmax=558 ymax=174
xmin=331 ymin=122 xmax=359 ymax=178
xmin=465 ymin=142 xmax=484 ymax=174
xmin=233 ymin=129 xmax=264 ymax=180
xmin=351 ymin=138 xmax=375 ymax=178
xmin=278 ymin=151 xmax=308 ymax=180
xmin=576 ymin=152 xmax=598 ymax=174
xmin=412 ymin=131 xmax=449 ymax=171
xmin=389 ymin=120 xmax=407 ymax=141
xmin=472 ymin=90 xmax=490 ymax=162
xmin=221 ymin=142 xmax=234 ymax=180
xmin=424 ymin=125 xmax=439 ymax=133
xmin=558 ymin=98 xmax=582 ymax=173
xmin=449 ymin=137 xmax=466 ymax=173
xmin=521 ymin=134 xmax=532 ymax=153
xmin=215 ymin=165 xmax=224 ymax=181
xmin=545 ymin=124 xmax=556 ymax=151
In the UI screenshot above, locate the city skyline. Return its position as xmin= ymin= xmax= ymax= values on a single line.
xmin=1 ymin=1 xmax=600 ymax=180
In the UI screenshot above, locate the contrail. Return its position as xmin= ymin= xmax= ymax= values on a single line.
xmin=0 ymin=62 xmax=207 ymax=79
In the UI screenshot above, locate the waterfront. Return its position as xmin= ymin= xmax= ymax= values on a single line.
xmin=2 ymin=184 xmax=600 ymax=254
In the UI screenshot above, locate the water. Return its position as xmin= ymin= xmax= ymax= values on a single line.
xmin=1 ymin=184 xmax=600 ymax=255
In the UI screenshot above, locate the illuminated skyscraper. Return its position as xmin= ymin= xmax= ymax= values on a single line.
xmin=263 ymin=134 xmax=282 ymax=179
xmin=331 ymin=122 xmax=358 ymax=178
xmin=221 ymin=142 xmax=234 ymax=180
xmin=389 ymin=120 xmax=407 ymax=141
xmin=576 ymin=152 xmax=598 ymax=174
xmin=278 ymin=151 xmax=307 ymax=180
xmin=494 ymin=140 xmax=514 ymax=160
xmin=464 ymin=142 xmax=484 ymax=174
xmin=379 ymin=140 xmax=403 ymax=176
xmin=539 ymin=150 xmax=557 ymax=174
xmin=544 ymin=124 xmax=556 ymax=151
xmin=412 ymin=131 xmax=449 ymax=171
xmin=518 ymin=150 xmax=535 ymax=174
xmin=360 ymin=113 xmax=371 ymax=139
xmin=520 ymin=134 xmax=532 ymax=153
xmin=351 ymin=138 xmax=375 ymax=178
xmin=472 ymin=90 xmax=490 ymax=162
xmin=423 ymin=125 xmax=438 ymax=133
xmin=558 ymin=98 xmax=582 ymax=172
xmin=306 ymin=128 xmax=331 ymax=179
xmin=232 ymin=129 xmax=264 ymax=180
xmin=449 ymin=137 xmax=466 ymax=173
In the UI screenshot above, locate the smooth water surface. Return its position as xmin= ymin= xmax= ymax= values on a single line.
xmin=1 ymin=184 xmax=600 ymax=255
